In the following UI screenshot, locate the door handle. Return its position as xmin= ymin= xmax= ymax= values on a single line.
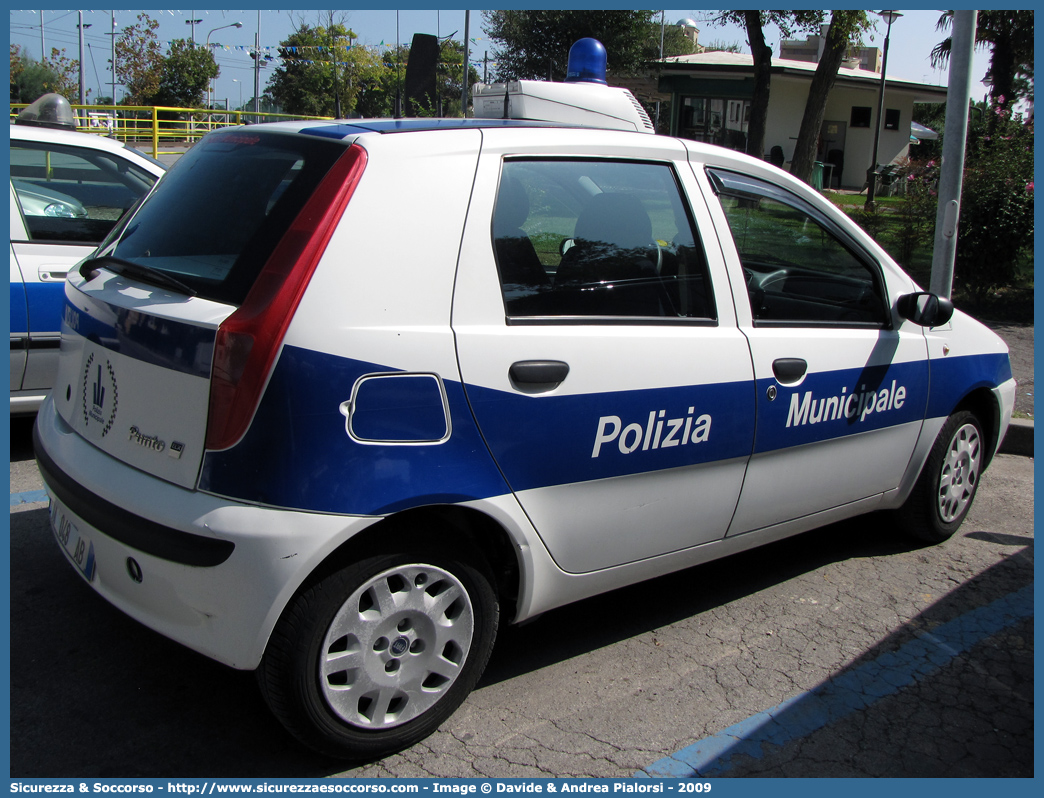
xmin=772 ymin=358 xmax=807 ymax=384
xmin=38 ymin=266 xmax=70 ymax=282
xmin=509 ymin=360 xmax=570 ymax=388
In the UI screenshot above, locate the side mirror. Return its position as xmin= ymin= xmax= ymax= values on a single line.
xmin=898 ymin=292 xmax=954 ymax=327
xmin=559 ymin=238 xmax=576 ymax=256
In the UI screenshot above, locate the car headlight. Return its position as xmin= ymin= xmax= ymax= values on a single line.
xmin=44 ymin=202 xmax=79 ymax=218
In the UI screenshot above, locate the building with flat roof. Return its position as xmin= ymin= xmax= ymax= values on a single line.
xmin=657 ymin=51 xmax=947 ymax=189
xmin=779 ymin=25 xmax=882 ymax=73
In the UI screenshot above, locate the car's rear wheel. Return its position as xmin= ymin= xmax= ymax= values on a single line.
xmin=897 ymin=410 xmax=984 ymax=543
xmin=257 ymin=550 xmax=498 ymax=760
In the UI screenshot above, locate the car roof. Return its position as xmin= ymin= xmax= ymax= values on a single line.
xmin=9 ymin=124 xmax=166 ymax=175
xmin=212 ymin=117 xmax=579 ymax=143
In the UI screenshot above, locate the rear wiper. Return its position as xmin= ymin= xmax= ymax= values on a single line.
xmin=79 ymin=255 xmax=197 ymax=298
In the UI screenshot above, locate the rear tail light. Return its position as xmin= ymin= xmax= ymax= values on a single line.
xmin=205 ymin=144 xmax=368 ymax=451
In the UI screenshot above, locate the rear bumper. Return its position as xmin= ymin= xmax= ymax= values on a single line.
xmin=33 ymin=398 xmax=381 ymax=669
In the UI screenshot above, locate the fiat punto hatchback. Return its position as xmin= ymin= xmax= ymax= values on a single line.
xmin=35 ymin=62 xmax=1015 ymax=760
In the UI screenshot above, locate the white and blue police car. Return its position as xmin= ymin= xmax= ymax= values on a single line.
xmin=34 ymin=41 xmax=1015 ymax=760
xmin=10 ymin=93 xmax=165 ymax=414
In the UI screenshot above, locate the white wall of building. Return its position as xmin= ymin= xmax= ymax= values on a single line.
xmin=766 ymin=76 xmax=917 ymax=188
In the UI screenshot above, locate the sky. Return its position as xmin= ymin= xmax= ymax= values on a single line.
xmin=9 ymin=8 xmax=994 ymax=110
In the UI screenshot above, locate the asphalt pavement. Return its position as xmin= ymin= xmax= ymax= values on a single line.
xmin=8 ymin=416 xmax=1034 ymax=778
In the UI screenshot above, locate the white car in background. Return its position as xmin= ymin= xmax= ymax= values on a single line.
xmin=10 ymin=93 xmax=165 ymax=414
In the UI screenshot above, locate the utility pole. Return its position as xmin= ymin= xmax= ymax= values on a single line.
xmin=330 ymin=13 xmax=342 ymax=119
xmin=461 ymin=11 xmax=470 ymax=117
xmin=929 ymin=10 xmax=978 ymax=299
xmin=186 ymin=12 xmax=202 ymax=45
xmin=656 ymin=11 xmax=666 ymax=129
xmin=254 ymin=29 xmax=261 ymax=115
xmin=111 ymin=11 xmax=116 ymax=104
xmin=78 ymin=12 xmax=87 ymax=106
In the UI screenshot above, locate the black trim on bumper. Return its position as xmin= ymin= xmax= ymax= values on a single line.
xmin=33 ymin=421 xmax=235 ymax=567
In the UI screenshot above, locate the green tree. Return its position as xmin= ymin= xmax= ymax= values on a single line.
xmin=789 ymin=10 xmax=874 ymax=183
xmin=41 ymin=47 xmax=81 ymax=99
xmin=714 ymin=11 xmax=823 ymax=159
xmin=655 ymin=20 xmax=698 ymax=60
xmin=268 ymin=23 xmax=390 ymax=117
xmin=700 ymin=39 xmax=744 ymax=54
xmin=151 ymin=39 xmax=218 ymax=108
xmin=10 ymin=44 xmax=24 ymax=86
xmin=115 ymin=13 xmax=163 ymax=104
xmin=931 ymin=10 xmax=1034 ymax=122
xmin=348 ymin=44 xmax=403 ymax=118
xmin=483 ymin=10 xmax=664 ymax=82
xmin=953 ymin=109 xmax=1034 ymax=300
xmin=10 ymin=45 xmax=74 ymax=103
xmin=433 ymin=39 xmax=481 ymax=117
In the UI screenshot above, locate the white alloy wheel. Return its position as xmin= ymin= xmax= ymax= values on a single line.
xmin=257 ymin=549 xmax=498 ymax=760
xmin=896 ymin=410 xmax=986 ymax=544
xmin=936 ymin=421 xmax=981 ymax=524
xmin=320 ymin=563 xmax=475 ymax=729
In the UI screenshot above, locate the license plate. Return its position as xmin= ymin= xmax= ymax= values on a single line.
xmin=50 ymin=500 xmax=96 ymax=582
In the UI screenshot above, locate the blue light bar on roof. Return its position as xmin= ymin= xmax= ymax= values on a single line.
xmin=565 ymin=38 xmax=608 ymax=85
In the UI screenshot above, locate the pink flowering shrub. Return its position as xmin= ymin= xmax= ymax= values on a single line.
xmin=956 ymin=112 xmax=1034 ymax=299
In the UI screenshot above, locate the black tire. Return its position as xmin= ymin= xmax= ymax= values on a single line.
xmin=896 ymin=410 xmax=984 ymax=544
xmin=257 ymin=550 xmax=498 ymax=760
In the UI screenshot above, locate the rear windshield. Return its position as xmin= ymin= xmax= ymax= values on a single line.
xmin=109 ymin=130 xmax=348 ymax=305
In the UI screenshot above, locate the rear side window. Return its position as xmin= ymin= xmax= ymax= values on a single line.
xmin=10 ymin=141 xmax=158 ymax=245
xmin=109 ymin=131 xmax=347 ymax=305
xmin=492 ymin=159 xmax=715 ymax=322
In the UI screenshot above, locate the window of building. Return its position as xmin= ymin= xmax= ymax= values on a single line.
xmin=850 ymin=106 xmax=872 ymax=128
xmin=884 ymin=108 xmax=900 ymax=131
xmin=679 ymin=96 xmax=751 ymax=152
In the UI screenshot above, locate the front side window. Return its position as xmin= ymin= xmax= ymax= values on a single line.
xmin=709 ymin=168 xmax=888 ymax=327
xmin=492 ymin=159 xmax=715 ymax=322
xmin=10 ymin=141 xmax=158 ymax=244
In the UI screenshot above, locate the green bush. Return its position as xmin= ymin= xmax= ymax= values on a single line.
xmin=953 ymin=110 xmax=1034 ymax=300
xmin=891 ymin=159 xmax=939 ymax=281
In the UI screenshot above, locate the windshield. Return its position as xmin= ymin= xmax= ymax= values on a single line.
xmin=109 ymin=130 xmax=348 ymax=305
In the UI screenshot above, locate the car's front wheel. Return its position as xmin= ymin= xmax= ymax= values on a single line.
xmin=897 ymin=410 xmax=984 ymax=543
xmin=257 ymin=550 xmax=499 ymax=760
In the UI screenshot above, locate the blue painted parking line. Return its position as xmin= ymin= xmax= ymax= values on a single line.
xmin=638 ymin=584 xmax=1034 ymax=778
xmin=10 ymin=489 xmax=48 ymax=507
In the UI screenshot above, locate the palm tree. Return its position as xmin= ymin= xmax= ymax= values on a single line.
xmin=931 ymin=10 xmax=1034 ymax=115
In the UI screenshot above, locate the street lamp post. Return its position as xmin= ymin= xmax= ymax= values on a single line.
xmin=232 ymin=79 xmax=242 ymax=110
xmin=186 ymin=17 xmax=203 ymax=45
xmin=865 ymin=10 xmax=902 ymax=210
xmin=980 ymin=73 xmax=993 ymax=105
xmin=205 ymin=22 xmax=243 ymax=109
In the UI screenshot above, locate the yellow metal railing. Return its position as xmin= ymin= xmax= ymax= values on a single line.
xmin=10 ymin=104 xmax=332 ymax=159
